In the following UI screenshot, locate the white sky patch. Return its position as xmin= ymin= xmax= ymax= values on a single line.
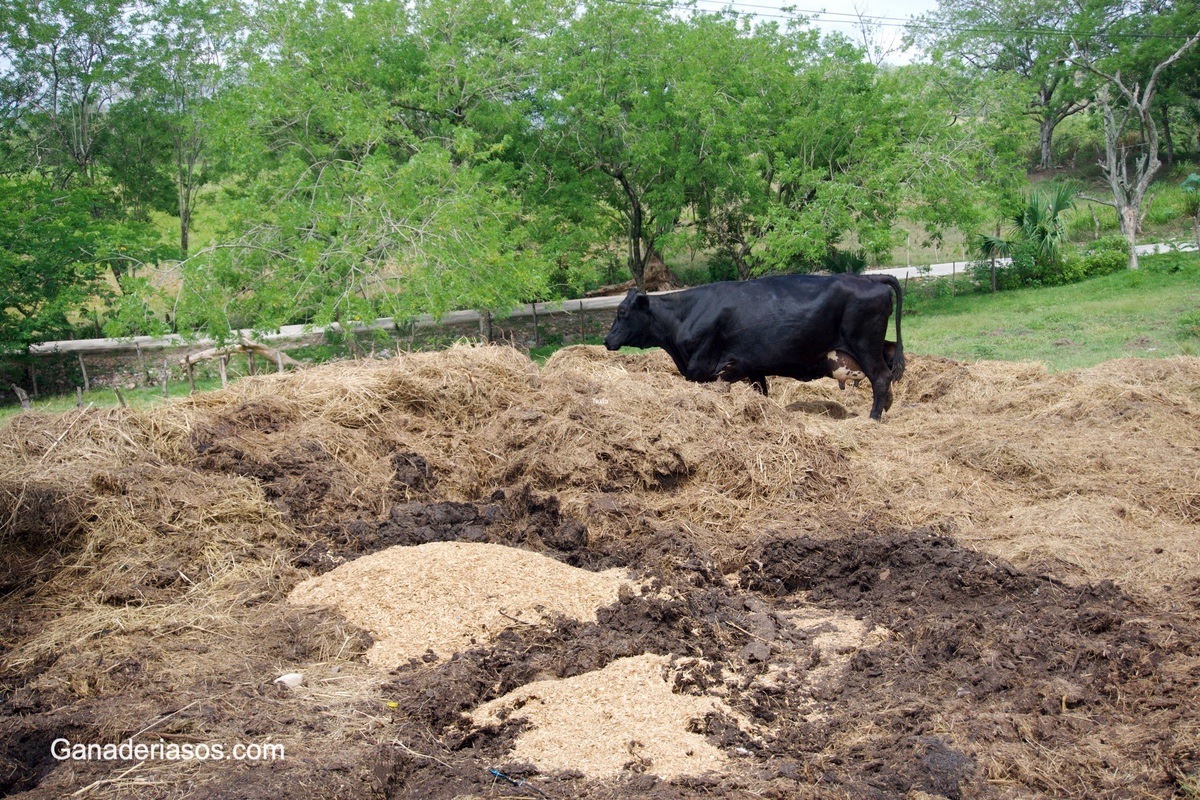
xmin=688 ymin=0 xmax=940 ymax=64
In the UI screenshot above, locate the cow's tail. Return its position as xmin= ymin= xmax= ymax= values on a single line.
xmin=867 ymin=274 xmax=905 ymax=381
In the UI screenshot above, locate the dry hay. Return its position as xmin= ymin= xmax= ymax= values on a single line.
xmin=773 ymin=353 xmax=1200 ymax=598
xmin=469 ymin=653 xmax=736 ymax=780
xmin=3 ymin=340 xmax=1200 ymax=798
xmin=543 ymin=344 xmax=677 ymax=375
xmin=288 ymin=541 xmax=633 ymax=668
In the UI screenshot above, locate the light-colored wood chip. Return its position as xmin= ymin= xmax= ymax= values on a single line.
xmin=471 ymin=653 xmax=736 ymax=780
xmin=288 ymin=541 xmax=632 ymax=668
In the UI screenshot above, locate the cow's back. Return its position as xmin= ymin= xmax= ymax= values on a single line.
xmin=677 ymin=274 xmax=887 ymax=368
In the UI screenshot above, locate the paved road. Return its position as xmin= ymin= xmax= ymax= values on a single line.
xmin=864 ymin=240 xmax=1197 ymax=280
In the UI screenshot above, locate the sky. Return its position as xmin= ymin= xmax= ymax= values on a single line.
xmin=687 ymin=0 xmax=942 ymax=64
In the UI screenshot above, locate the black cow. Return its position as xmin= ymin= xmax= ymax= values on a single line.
xmin=604 ymin=273 xmax=905 ymax=420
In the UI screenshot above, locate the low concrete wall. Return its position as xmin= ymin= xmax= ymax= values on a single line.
xmin=2 ymin=299 xmax=626 ymax=403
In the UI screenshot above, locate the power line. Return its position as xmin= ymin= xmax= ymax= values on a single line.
xmin=603 ymin=0 xmax=1200 ymax=41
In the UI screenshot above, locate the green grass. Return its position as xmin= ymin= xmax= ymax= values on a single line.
xmin=529 ymin=335 xmax=605 ymax=364
xmin=903 ymin=251 xmax=1200 ymax=370
xmin=0 ymin=377 xmax=227 ymax=425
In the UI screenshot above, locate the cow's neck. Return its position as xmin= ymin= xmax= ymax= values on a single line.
xmin=648 ymin=295 xmax=691 ymax=375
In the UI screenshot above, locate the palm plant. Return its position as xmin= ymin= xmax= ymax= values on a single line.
xmin=1014 ymin=183 xmax=1075 ymax=266
xmin=972 ymin=184 xmax=1076 ymax=290
xmin=1183 ymin=174 xmax=1200 ymax=251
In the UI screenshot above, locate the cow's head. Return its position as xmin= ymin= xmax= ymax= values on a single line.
xmin=604 ymin=289 xmax=652 ymax=351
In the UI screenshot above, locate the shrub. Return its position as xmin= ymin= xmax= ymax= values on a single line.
xmin=1080 ymin=235 xmax=1129 ymax=277
xmin=989 ymin=240 xmax=1086 ymax=289
xmin=706 ymin=250 xmax=739 ymax=283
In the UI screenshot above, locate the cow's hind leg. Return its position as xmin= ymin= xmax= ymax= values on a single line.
xmin=849 ymin=351 xmax=893 ymax=420
xmin=749 ymin=374 xmax=768 ymax=396
xmin=866 ymin=369 xmax=893 ymax=420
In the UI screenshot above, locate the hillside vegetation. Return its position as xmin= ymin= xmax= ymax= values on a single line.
xmin=3 ymin=0 xmax=1199 ymax=356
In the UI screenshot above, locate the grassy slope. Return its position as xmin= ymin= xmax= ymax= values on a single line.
xmin=903 ymin=251 xmax=1200 ymax=369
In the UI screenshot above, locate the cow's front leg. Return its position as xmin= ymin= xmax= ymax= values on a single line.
xmin=712 ymin=357 xmax=767 ymax=396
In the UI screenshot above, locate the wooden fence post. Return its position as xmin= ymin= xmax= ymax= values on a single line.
xmin=11 ymin=384 xmax=31 ymax=411
xmin=136 ymin=341 xmax=150 ymax=385
xmin=77 ymin=353 xmax=90 ymax=393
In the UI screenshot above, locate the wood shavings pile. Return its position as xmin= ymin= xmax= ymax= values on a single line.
xmin=287 ymin=541 xmax=632 ymax=668
xmin=470 ymin=654 xmax=737 ymax=780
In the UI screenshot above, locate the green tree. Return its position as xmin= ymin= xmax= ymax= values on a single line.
xmin=0 ymin=175 xmax=162 ymax=350
xmin=536 ymin=0 xmax=703 ymax=289
xmin=910 ymin=0 xmax=1090 ymax=170
xmin=110 ymin=0 xmax=242 ymax=257
xmin=692 ymin=44 xmax=1018 ymax=278
xmin=0 ymin=0 xmax=132 ymax=185
xmin=1068 ymin=9 xmax=1200 ymax=269
xmin=181 ymin=0 xmax=547 ymax=338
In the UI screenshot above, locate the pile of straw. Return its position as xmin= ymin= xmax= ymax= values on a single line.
xmin=3 ymin=341 xmax=1198 ymax=796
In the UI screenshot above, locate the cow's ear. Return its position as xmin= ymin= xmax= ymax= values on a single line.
xmin=633 ymin=292 xmax=649 ymax=309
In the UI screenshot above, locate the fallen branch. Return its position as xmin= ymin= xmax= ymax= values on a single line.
xmin=180 ymin=337 xmax=303 ymax=373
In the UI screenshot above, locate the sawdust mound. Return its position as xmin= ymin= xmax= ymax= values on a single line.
xmin=470 ymin=654 xmax=735 ymax=780
xmin=288 ymin=541 xmax=633 ymax=668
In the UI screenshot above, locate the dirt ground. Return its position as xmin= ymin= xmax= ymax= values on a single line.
xmin=1 ymin=344 xmax=1198 ymax=799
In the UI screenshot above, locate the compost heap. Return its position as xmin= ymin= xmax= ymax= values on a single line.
xmin=2 ymin=343 xmax=1199 ymax=800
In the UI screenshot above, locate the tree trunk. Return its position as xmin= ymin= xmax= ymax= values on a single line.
xmin=991 ymin=222 xmax=1000 ymax=292
xmin=1038 ymin=117 xmax=1055 ymax=171
xmin=1160 ymin=108 xmax=1175 ymax=168
xmin=735 ymin=242 xmax=754 ymax=282
xmin=1120 ymin=206 xmax=1140 ymax=270
xmin=609 ymin=168 xmax=649 ymax=289
xmin=628 ymin=199 xmax=646 ymax=289
xmin=179 ymin=197 xmax=191 ymax=259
